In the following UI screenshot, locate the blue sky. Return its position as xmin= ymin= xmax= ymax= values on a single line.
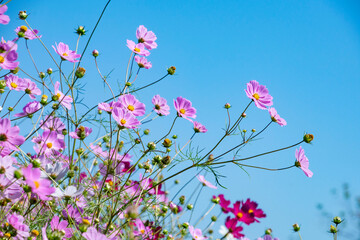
xmin=2 ymin=0 xmax=360 ymax=239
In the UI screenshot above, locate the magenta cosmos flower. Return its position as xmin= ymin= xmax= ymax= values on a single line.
xmin=112 ymin=107 xmax=141 ymax=129
xmin=69 ymin=126 xmax=92 ymax=140
xmin=14 ymin=101 xmax=41 ymax=118
xmin=173 ymin=96 xmax=196 ymax=120
xmin=135 ymin=55 xmax=152 ymax=69
xmin=231 ymin=199 xmax=266 ymax=225
xmin=52 ymin=42 xmax=81 ymax=62
xmin=82 ymin=227 xmax=111 ymax=240
xmin=0 ymin=40 xmax=19 ymax=70
xmin=215 ymin=194 xmax=231 ymax=213
xmin=5 ymin=74 xmax=25 ymax=91
xmin=0 ymin=5 xmax=10 ymax=25
xmin=118 ymin=94 xmax=146 ymax=116
xmin=22 ymin=164 xmax=55 ymax=200
xmin=193 ymin=121 xmax=207 ymax=133
xmin=197 ymin=174 xmax=217 ymax=189
xmin=245 ymin=80 xmax=273 ymax=110
xmin=0 ymin=118 xmax=25 ymax=152
xmin=23 ymin=78 xmax=41 ymax=99
xmin=295 ymin=146 xmax=313 ymax=177
xmin=268 ymin=107 xmax=287 ymax=126
xmin=136 ymin=25 xmax=157 ymax=50
xmin=126 ymin=40 xmax=150 ymax=56
xmin=189 ymin=226 xmax=208 ymax=240
xmin=225 ymin=217 xmax=245 ymax=239
xmin=54 ymin=81 xmax=73 ymax=110
xmin=152 ymin=95 xmax=170 ymax=116
xmin=15 ymin=26 xmax=42 ymax=40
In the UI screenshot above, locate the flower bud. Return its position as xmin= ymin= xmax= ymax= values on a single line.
xmin=242 ymin=129 xmax=247 ymax=133
xmin=330 ymin=225 xmax=337 ymax=233
xmin=187 ymin=204 xmax=193 ymax=210
xmin=10 ymin=67 xmax=19 ymax=74
xmin=67 ymin=170 xmax=75 ymax=178
xmin=162 ymin=205 xmax=168 ymax=213
xmin=293 ymin=223 xmax=300 ymax=232
xmin=162 ymin=138 xmax=172 ymax=148
xmin=14 ymin=170 xmax=22 ymax=179
xmin=172 ymin=134 xmax=178 ymax=139
xmin=76 ymin=148 xmax=84 ymax=156
xmin=265 ymin=228 xmax=272 ymax=235
xmin=144 ymin=129 xmax=150 ymax=135
xmin=303 ymin=133 xmax=314 ymax=143
xmin=182 ymin=222 xmax=189 ymax=229
xmin=39 ymin=72 xmax=46 ymax=79
xmin=75 ymin=67 xmax=86 ymax=78
xmin=47 ymin=68 xmax=53 ymax=75
xmin=167 ymin=66 xmax=176 ymax=75
xmin=147 ymin=142 xmax=156 ymax=150
xmin=224 ymin=103 xmax=231 ymax=109
xmin=163 ymin=229 xmax=168 ymax=235
xmin=138 ymin=163 xmax=144 ymax=169
xmin=333 ymin=216 xmax=342 ymax=225
xmin=92 ymin=49 xmax=99 ymax=57
xmin=175 ymin=179 xmax=180 ymax=184
xmin=125 ymin=82 xmax=131 ymax=87
xmin=7 ymin=107 xmax=13 ymax=112
xmin=75 ymin=26 xmax=86 ymax=36
xmin=19 ymin=11 xmax=28 ymax=20
xmin=241 ymin=112 xmax=247 ymax=118
xmin=211 ymin=215 xmax=217 ymax=222
xmin=161 ymin=156 xmax=171 ymax=165
xmin=179 ymin=195 xmax=186 ymax=205
xmin=62 ymin=129 xmax=68 ymax=135
xmin=211 ymin=196 xmax=220 ymax=204
xmin=0 ymin=80 xmax=6 ymax=89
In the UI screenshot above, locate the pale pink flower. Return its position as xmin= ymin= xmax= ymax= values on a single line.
xmin=245 ymin=80 xmax=273 ymax=110
xmin=269 ymin=108 xmax=287 ymax=126
xmin=126 ymin=40 xmax=150 ymax=56
xmin=174 ymin=96 xmax=196 ymax=120
xmin=189 ymin=225 xmax=208 ymax=240
xmin=152 ymin=95 xmax=170 ymax=116
xmin=52 ymin=42 xmax=81 ymax=62
xmin=22 ymin=164 xmax=55 ymax=200
xmin=295 ymin=146 xmax=313 ymax=178
xmin=136 ymin=25 xmax=157 ymax=50
xmin=196 ymin=175 xmax=217 ymax=189
xmin=54 ymin=81 xmax=73 ymax=110
xmin=0 ymin=5 xmax=10 ymax=25
xmin=135 ymin=55 xmax=152 ymax=69
xmin=118 ymin=94 xmax=146 ymax=116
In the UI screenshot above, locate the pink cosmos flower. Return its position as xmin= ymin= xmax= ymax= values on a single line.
xmin=62 ymin=205 xmax=83 ymax=224
xmin=0 ymin=42 xmax=19 ymax=70
xmin=135 ymin=55 xmax=152 ymax=69
xmin=0 ymin=155 xmax=16 ymax=180
xmin=193 ymin=121 xmax=208 ymax=133
xmin=22 ymin=78 xmax=41 ymax=99
xmin=50 ymin=215 xmax=72 ymax=238
xmin=33 ymin=130 xmax=65 ymax=156
xmin=197 ymin=174 xmax=217 ymax=189
xmin=98 ymin=101 xmax=120 ymax=114
xmin=189 ymin=226 xmax=207 ymax=240
xmin=268 ymin=108 xmax=287 ymax=126
xmin=225 ymin=217 xmax=244 ymax=238
xmin=40 ymin=115 xmax=66 ymax=135
xmin=22 ymin=164 xmax=55 ymax=200
xmin=152 ymin=95 xmax=170 ymax=116
xmin=0 ymin=5 xmax=10 ymax=25
xmin=52 ymin=42 xmax=81 ymax=62
xmin=83 ymin=227 xmax=110 ymax=240
xmin=69 ymin=126 xmax=92 ymax=140
xmin=15 ymin=26 xmax=42 ymax=40
xmin=0 ymin=118 xmax=25 ymax=153
xmin=54 ymin=81 xmax=73 ymax=110
xmin=0 ymin=174 xmax=22 ymax=200
xmin=118 ymin=94 xmax=146 ymax=116
xmin=112 ymin=107 xmax=141 ymax=129
xmin=136 ymin=25 xmax=158 ymax=50
xmin=126 ymin=40 xmax=150 ymax=56
xmin=5 ymin=74 xmax=25 ymax=91
xmin=245 ymin=80 xmax=273 ymax=110
xmin=7 ymin=213 xmax=30 ymax=239
xmin=14 ymin=101 xmax=41 ymax=118
xmin=295 ymin=146 xmax=313 ymax=177
xmin=133 ymin=219 xmax=152 ymax=238
xmin=173 ymin=96 xmax=196 ymax=120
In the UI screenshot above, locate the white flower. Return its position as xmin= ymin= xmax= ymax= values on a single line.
xmin=219 ymin=225 xmax=236 ymax=240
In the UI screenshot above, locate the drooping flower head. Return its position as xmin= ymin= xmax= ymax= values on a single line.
xmin=135 ymin=55 xmax=152 ymax=69
xmin=295 ymin=146 xmax=313 ymax=177
xmin=152 ymin=95 xmax=170 ymax=116
xmin=15 ymin=26 xmax=42 ymax=40
xmin=22 ymin=164 xmax=55 ymax=200
xmin=197 ymin=175 xmax=217 ymax=189
xmin=193 ymin=121 xmax=208 ymax=133
xmin=245 ymin=80 xmax=273 ymax=110
xmin=69 ymin=126 xmax=92 ymax=140
xmin=189 ymin=226 xmax=207 ymax=240
xmin=14 ymin=101 xmax=41 ymax=118
xmin=52 ymin=42 xmax=81 ymax=62
xmin=0 ymin=118 xmax=25 ymax=153
xmin=136 ymin=25 xmax=158 ymax=50
xmin=268 ymin=108 xmax=287 ymax=126
xmin=0 ymin=5 xmax=10 ymax=25
xmin=126 ymin=40 xmax=150 ymax=56
xmin=118 ymin=94 xmax=146 ymax=116
xmin=112 ymin=107 xmax=141 ymax=129
xmin=173 ymin=96 xmax=196 ymax=120
xmin=54 ymin=81 xmax=73 ymax=110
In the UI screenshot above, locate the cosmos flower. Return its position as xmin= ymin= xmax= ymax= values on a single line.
xmin=245 ymin=80 xmax=273 ymax=110
xmin=52 ymin=42 xmax=81 ymax=62
xmin=50 ymin=216 xmax=73 ymax=238
xmin=197 ymin=175 xmax=217 ymax=189
xmin=33 ymin=130 xmax=65 ymax=156
xmin=295 ymin=146 xmax=313 ymax=177
xmin=22 ymin=78 xmax=41 ymax=99
xmin=41 ymin=162 xmax=68 ymax=181
xmin=135 ymin=55 xmax=152 ymax=69
xmin=152 ymin=95 xmax=170 ymax=116
xmin=112 ymin=107 xmax=141 ymax=129
xmin=7 ymin=213 xmax=30 ymax=239
xmin=189 ymin=226 xmax=207 ymax=240
xmin=217 ymin=194 xmax=231 ymax=213
xmin=69 ymin=126 xmax=92 ymax=140
xmin=118 ymin=94 xmax=146 ymax=116
xmin=82 ymin=227 xmax=111 ymax=240
xmin=54 ymin=81 xmax=73 ymax=110
xmin=231 ymin=199 xmax=266 ymax=225
xmin=22 ymin=164 xmax=55 ymax=200
xmin=52 ymin=185 xmax=84 ymax=199
xmin=224 ymin=217 xmax=245 ymax=238
xmin=173 ymin=96 xmax=196 ymax=120
xmin=0 ymin=39 xmax=18 ymax=70
xmin=126 ymin=40 xmax=150 ymax=56
xmin=0 ymin=155 xmax=16 ymax=180
xmin=0 ymin=118 xmax=25 ymax=152
xmin=219 ymin=225 xmax=236 ymax=240
xmin=5 ymin=74 xmax=24 ymax=91
xmin=98 ymin=101 xmax=120 ymax=114
xmin=14 ymin=101 xmax=41 ymax=118
xmin=136 ymin=25 xmax=157 ymax=50
xmin=40 ymin=115 xmax=66 ymax=135
xmin=0 ymin=5 xmax=10 ymax=25
xmin=193 ymin=121 xmax=208 ymax=133
xmin=15 ymin=26 xmax=42 ymax=40
xmin=268 ymin=108 xmax=287 ymax=126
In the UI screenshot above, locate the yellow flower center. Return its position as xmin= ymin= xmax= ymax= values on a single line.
xmin=180 ymin=109 xmax=186 ymax=114
xmin=10 ymin=82 xmax=17 ymax=88
xmin=31 ymin=230 xmax=39 ymax=237
xmin=127 ymin=105 xmax=135 ymax=111
xmin=120 ymin=119 xmax=126 ymax=125
xmin=34 ymin=181 xmax=40 ymax=189
xmin=237 ymin=212 xmax=243 ymax=218
xmin=134 ymin=47 xmax=140 ymax=53
xmin=20 ymin=25 xmax=28 ymax=32
xmin=93 ymin=185 xmax=98 ymax=189
xmin=140 ymin=229 xmax=145 ymax=234
xmin=46 ymin=142 xmax=53 ymax=148
xmin=248 ymin=209 xmax=254 ymax=214
xmin=253 ymin=93 xmax=260 ymax=100
xmin=4 ymin=233 xmax=11 ymax=238
xmin=82 ymin=219 xmax=90 ymax=225
xmin=0 ymin=56 xmax=4 ymax=64
xmin=62 ymin=52 xmax=68 ymax=56
xmin=108 ymin=180 xmax=113 ymax=186
xmin=56 ymin=93 xmax=61 ymax=98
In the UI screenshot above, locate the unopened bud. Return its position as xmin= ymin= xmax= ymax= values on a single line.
xmin=293 ymin=223 xmax=300 ymax=232
xmin=162 ymin=138 xmax=172 ymax=148
xmin=47 ymin=68 xmax=53 ymax=75
xmin=75 ymin=26 xmax=86 ymax=36
xmin=330 ymin=225 xmax=337 ymax=234
xmin=182 ymin=222 xmax=189 ymax=229
xmin=147 ymin=142 xmax=156 ymax=150
xmin=187 ymin=204 xmax=193 ymax=210
xmin=10 ymin=67 xmax=19 ymax=74
xmin=179 ymin=195 xmax=185 ymax=205
xmin=211 ymin=197 xmax=220 ymax=204
xmin=241 ymin=112 xmax=247 ymax=118
xmin=75 ymin=67 xmax=86 ymax=78
xmin=224 ymin=103 xmax=231 ymax=109
xmin=39 ymin=72 xmax=45 ymax=79
xmin=303 ymin=133 xmax=314 ymax=143
xmin=211 ymin=215 xmax=217 ymax=222
xmin=333 ymin=216 xmax=342 ymax=225
xmin=19 ymin=11 xmax=28 ymax=20
xmin=265 ymin=228 xmax=272 ymax=235
xmin=92 ymin=49 xmax=99 ymax=57
xmin=167 ymin=66 xmax=176 ymax=75
xmin=144 ymin=129 xmax=150 ymax=135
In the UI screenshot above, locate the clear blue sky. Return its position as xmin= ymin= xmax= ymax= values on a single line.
xmin=2 ymin=0 xmax=360 ymax=239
